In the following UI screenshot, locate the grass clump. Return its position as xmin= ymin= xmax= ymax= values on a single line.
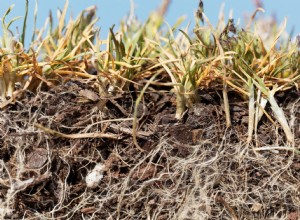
xmin=0 ymin=0 xmax=298 ymax=144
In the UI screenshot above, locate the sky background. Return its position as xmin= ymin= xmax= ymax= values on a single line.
xmin=0 ymin=0 xmax=299 ymax=47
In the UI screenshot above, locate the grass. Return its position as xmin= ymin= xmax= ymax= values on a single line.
xmin=0 ymin=0 xmax=299 ymax=144
xmin=0 ymin=0 xmax=299 ymax=218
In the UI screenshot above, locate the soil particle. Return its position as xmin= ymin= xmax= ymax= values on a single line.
xmin=25 ymin=148 xmax=48 ymax=169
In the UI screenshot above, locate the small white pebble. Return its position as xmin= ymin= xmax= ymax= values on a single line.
xmin=85 ymin=163 xmax=105 ymax=188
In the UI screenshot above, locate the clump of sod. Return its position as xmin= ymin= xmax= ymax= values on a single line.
xmin=0 ymin=0 xmax=300 ymax=219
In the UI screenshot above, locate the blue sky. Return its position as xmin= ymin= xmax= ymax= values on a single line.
xmin=0 ymin=0 xmax=299 ymax=47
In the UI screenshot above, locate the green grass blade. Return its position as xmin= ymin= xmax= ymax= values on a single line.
xmin=21 ymin=0 xmax=29 ymax=46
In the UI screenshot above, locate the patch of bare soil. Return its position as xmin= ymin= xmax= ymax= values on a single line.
xmin=0 ymin=79 xmax=300 ymax=219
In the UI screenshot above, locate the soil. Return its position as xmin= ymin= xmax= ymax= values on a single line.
xmin=0 ymin=78 xmax=300 ymax=219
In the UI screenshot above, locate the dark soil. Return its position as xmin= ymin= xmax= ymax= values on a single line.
xmin=1 ymin=78 xmax=300 ymax=219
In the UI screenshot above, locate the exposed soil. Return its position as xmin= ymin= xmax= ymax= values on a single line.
xmin=1 ymin=78 xmax=300 ymax=219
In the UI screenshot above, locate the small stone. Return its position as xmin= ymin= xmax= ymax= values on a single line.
xmin=26 ymin=148 xmax=48 ymax=169
xmin=86 ymin=163 xmax=105 ymax=188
